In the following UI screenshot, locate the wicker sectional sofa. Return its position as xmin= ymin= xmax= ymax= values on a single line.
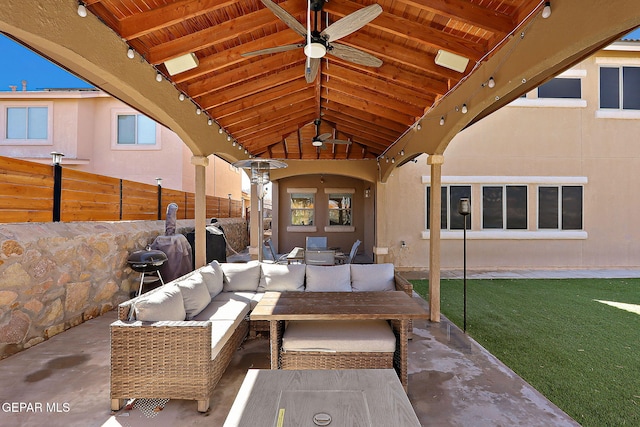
xmin=110 ymin=261 xmax=413 ymax=412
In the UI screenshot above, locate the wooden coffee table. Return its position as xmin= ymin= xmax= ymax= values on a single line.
xmin=250 ymin=291 xmax=429 ymax=390
xmin=223 ymin=369 xmax=421 ymax=427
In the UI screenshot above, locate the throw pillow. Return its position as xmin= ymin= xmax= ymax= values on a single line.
xmin=258 ymin=263 xmax=306 ymax=292
xmin=134 ymin=285 xmax=186 ymax=321
xmin=174 ymin=275 xmax=212 ymax=319
xmin=201 ymin=261 xmax=224 ymax=297
xmin=351 ymin=263 xmax=396 ymax=292
xmin=305 ymin=264 xmax=351 ymax=292
xmin=221 ymin=261 xmax=261 ymax=292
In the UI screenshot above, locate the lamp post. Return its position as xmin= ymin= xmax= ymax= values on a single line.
xmin=458 ymin=197 xmax=470 ymax=332
xmin=232 ymin=159 xmax=287 ymax=261
xmin=156 ymin=177 xmax=162 ymax=220
xmin=51 ymin=152 xmax=64 ymax=222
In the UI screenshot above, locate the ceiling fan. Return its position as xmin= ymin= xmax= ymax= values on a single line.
xmin=309 ymin=118 xmax=351 ymax=150
xmin=242 ymin=0 xmax=383 ymax=83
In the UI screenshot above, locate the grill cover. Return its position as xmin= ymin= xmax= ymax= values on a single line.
xmin=127 ymin=249 xmax=168 ymax=273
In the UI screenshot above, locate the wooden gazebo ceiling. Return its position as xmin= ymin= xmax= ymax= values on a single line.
xmin=84 ymin=0 xmax=540 ymax=160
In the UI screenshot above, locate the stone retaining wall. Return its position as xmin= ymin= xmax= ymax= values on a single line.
xmin=0 ymin=218 xmax=247 ymax=360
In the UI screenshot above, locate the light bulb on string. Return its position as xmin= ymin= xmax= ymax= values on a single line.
xmin=439 ymin=116 xmax=445 ymax=126
xmin=179 ymin=93 xmax=185 ymax=101
xmin=542 ymin=2 xmax=551 ymax=18
xmin=461 ymin=104 xmax=468 ymax=114
xmin=488 ymin=77 xmax=495 ymax=88
xmin=127 ymin=48 xmax=135 ymax=59
xmin=156 ymin=72 xmax=162 ymax=82
xmin=77 ymin=2 xmax=87 ymax=17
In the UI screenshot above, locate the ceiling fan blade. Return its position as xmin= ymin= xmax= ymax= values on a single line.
xmin=241 ymin=43 xmax=302 ymax=57
xmin=317 ymin=133 xmax=332 ymax=141
xmin=321 ymin=4 xmax=382 ymax=42
xmin=329 ymin=43 xmax=382 ymax=67
xmin=323 ymin=138 xmax=352 ymax=145
xmin=261 ymin=0 xmax=307 ymax=38
xmin=305 ymin=57 xmax=321 ymax=83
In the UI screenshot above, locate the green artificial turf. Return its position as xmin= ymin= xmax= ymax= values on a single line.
xmin=411 ymin=278 xmax=640 ymax=427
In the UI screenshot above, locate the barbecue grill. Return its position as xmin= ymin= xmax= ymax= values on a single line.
xmin=127 ymin=246 xmax=167 ymax=297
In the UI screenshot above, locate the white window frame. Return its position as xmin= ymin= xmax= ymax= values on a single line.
xmin=0 ymin=102 xmax=54 ymax=145
xmin=110 ymin=108 xmax=161 ymax=150
xmin=509 ymin=69 xmax=587 ymax=109
xmin=481 ymin=185 xmax=528 ymax=230
xmin=536 ymin=185 xmax=584 ymax=232
xmin=324 ymin=187 xmax=355 ymax=232
xmin=286 ymin=187 xmax=317 ymax=232
xmin=595 ymin=57 xmax=640 ymax=119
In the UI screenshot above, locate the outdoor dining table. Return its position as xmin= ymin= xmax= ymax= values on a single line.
xmin=250 ymin=291 xmax=429 ymax=391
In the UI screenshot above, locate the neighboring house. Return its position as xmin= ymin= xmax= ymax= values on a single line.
xmin=375 ymin=38 xmax=640 ymax=270
xmin=0 ymin=87 xmax=243 ymax=201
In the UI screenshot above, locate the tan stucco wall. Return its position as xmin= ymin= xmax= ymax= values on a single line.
xmin=379 ymin=49 xmax=640 ymax=270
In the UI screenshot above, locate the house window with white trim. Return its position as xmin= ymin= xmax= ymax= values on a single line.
xmin=6 ymin=106 xmax=48 ymax=140
xmin=482 ymin=185 xmax=527 ymax=229
xmin=328 ymin=193 xmax=352 ymax=226
xmin=116 ymin=114 xmax=157 ymax=145
xmin=600 ymin=66 xmax=640 ymax=110
xmin=538 ymin=186 xmax=583 ymax=230
xmin=426 ymin=185 xmax=470 ymax=230
xmin=290 ymin=193 xmax=315 ymax=226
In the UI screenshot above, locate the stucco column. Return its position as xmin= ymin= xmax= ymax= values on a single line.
xmin=191 ymin=155 xmax=209 ymax=268
xmin=428 ymin=154 xmax=444 ymax=322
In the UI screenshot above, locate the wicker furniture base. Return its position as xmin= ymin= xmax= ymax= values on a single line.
xmin=280 ymin=351 xmax=394 ymax=370
xmin=110 ymin=319 xmax=248 ymax=413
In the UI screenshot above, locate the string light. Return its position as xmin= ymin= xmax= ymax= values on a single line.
xmin=461 ymin=104 xmax=468 ymax=114
xmin=439 ymin=116 xmax=445 ymax=126
xmin=179 ymin=93 xmax=185 ymax=101
xmin=227 ymin=135 xmax=232 ymax=142
xmin=400 ymin=149 xmax=405 ymax=156
xmin=77 ymin=2 xmax=87 ymax=17
xmin=488 ymin=76 xmax=495 ymax=88
xmin=196 ymin=107 xmax=201 ymax=115
xmin=208 ymin=118 xmax=213 ymax=126
xmin=127 ymin=48 xmax=135 ymax=59
xmin=416 ymin=123 xmax=422 ymax=131
xmin=155 ymin=72 xmax=162 ymax=82
xmin=542 ymin=2 xmax=551 ymax=19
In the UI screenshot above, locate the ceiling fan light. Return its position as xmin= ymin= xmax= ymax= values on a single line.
xmin=304 ymin=42 xmax=327 ymax=59
xmin=312 ymin=139 xmax=324 ymax=147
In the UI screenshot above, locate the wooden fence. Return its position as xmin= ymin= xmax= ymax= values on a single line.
xmin=0 ymin=156 xmax=243 ymax=223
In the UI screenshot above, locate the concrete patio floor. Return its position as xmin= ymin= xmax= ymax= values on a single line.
xmin=0 ymin=281 xmax=590 ymax=427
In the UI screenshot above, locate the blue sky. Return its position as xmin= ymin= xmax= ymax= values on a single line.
xmin=1 ymin=28 xmax=639 ymax=91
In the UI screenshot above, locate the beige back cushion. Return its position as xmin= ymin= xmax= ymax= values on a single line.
xmin=221 ymin=261 xmax=261 ymax=292
xmin=305 ymin=264 xmax=351 ymax=292
xmin=134 ymin=285 xmax=186 ymax=321
xmin=351 ymin=263 xmax=396 ymax=292
xmin=201 ymin=261 xmax=224 ymax=297
xmin=174 ymin=275 xmax=212 ymax=319
xmin=258 ymin=263 xmax=306 ymax=292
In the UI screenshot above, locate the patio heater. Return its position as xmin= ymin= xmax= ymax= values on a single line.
xmin=458 ymin=198 xmax=470 ymax=332
xmin=232 ymin=159 xmax=287 ymax=261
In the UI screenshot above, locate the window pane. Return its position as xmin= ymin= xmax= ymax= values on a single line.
xmin=538 ymin=78 xmax=581 ymax=99
xmin=117 ymin=115 xmax=136 ymax=144
xmin=450 ymin=186 xmax=471 ymax=230
xmin=482 ymin=186 xmax=503 ymax=229
xmin=600 ymin=67 xmax=620 ymax=109
xmin=27 ymin=107 xmax=48 ymax=139
xmin=136 ymin=115 xmax=156 ymax=144
xmin=506 ymin=185 xmax=527 ymax=229
xmin=328 ymin=194 xmax=351 ymax=226
xmin=622 ymin=67 xmax=640 ymax=110
xmin=6 ymin=107 xmax=26 ymax=139
xmin=291 ymin=193 xmax=314 ymax=226
xmin=562 ymin=186 xmax=583 ymax=230
xmin=426 ymin=186 xmax=447 ymax=230
xmin=538 ymin=187 xmax=559 ymax=229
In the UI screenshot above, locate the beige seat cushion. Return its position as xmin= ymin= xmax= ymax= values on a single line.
xmin=134 ymin=285 xmax=185 ymax=322
xmin=305 ymin=264 xmax=351 ymax=292
xmin=192 ymin=298 xmax=250 ymax=322
xmin=351 ymin=263 xmax=396 ymax=292
xmin=213 ymin=291 xmax=262 ymax=310
xmin=282 ymin=320 xmax=396 ymax=353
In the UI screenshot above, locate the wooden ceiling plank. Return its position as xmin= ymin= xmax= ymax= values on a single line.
xmin=233 ymin=110 xmax=317 ymax=139
xmin=209 ymin=80 xmax=313 ymax=118
xmin=323 ymin=78 xmax=424 ymax=118
xmin=325 ymin=63 xmax=432 ymax=108
xmin=337 ymin=32 xmax=463 ymax=80
xmin=394 ymin=0 xmax=514 ymax=36
xmin=199 ymin=67 xmax=305 ymax=109
xmin=226 ymin=106 xmax=317 ymax=135
xmin=323 ymin=90 xmax=415 ymax=126
xmin=188 ymin=51 xmax=302 ymax=98
xmin=325 ymin=0 xmax=485 ymax=61
xmin=217 ymin=92 xmax=315 ymax=126
xmin=119 ymin=0 xmax=239 ymax=40
xmin=322 ymin=101 xmax=408 ymax=133
xmin=147 ymin=8 xmax=284 ymax=64
xmin=172 ymin=31 xmax=302 ymax=84
xmin=322 ymin=112 xmax=400 ymax=140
